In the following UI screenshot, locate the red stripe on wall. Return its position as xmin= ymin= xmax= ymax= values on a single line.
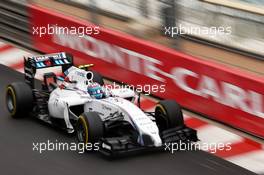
xmin=10 ymin=61 xmax=24 ymax=70
xmin=215 ymin=138 xmax=262 ymax=158
xmin=0 ymin=45 xmax=13 ymax=52
xmin=185 ymin=117 xmax=208 ymax=129
xmin=140 ymin=98 xmax=156 ymax=110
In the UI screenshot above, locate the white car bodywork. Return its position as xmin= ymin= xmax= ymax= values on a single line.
xmin=47 ymin=66 xmax=162 ymax=147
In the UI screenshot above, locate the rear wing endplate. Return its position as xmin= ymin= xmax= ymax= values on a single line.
xmin=24 ymin=52 xmax=74 ymax=88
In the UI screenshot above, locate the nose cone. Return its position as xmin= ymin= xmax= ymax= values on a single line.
xmin=141 ymin=132 xmax=162 ymax=147
xmin=152 ymin=134 xmax=162 ymax=147
xmin=139 ymin=121 xmax=162 ymax=147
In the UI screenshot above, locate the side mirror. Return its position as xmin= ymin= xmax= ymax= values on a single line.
xmin=86 ymin=71 xmax=94 ymax=82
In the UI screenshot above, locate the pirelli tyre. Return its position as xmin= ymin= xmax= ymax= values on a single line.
xmin=76 ymin=112 xmax=104 ymax=144
xmin=91 ymin=71 xmax=104 ymax=86
xmin=154 ymin=100 xmax=184 ymax=132
xmin=6 ymin=82 xmax=33 ymax=118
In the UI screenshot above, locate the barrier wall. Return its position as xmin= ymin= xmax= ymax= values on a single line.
xmin=30 ymin=5 xmax=264 ymax=138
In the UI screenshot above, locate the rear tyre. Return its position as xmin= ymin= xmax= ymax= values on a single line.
xmin=76 ymin=112 xmax=104 ymax=144
xmin=6 ymin=82 xmax=33 ymax=118
xmin=154 ymin=100 xmax=184 ymax=132
xmin=91 ymin=71 xmax=104 ymax=86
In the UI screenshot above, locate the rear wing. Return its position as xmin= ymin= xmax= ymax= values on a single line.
xmin=24 ymin=52 xmax=73 ymax=88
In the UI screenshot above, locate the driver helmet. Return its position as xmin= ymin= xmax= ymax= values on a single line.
xmin=87 ymin=82 xmax=104 ymax=99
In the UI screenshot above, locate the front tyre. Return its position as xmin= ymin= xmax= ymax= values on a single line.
xmin=76 ymin=112 xmax=104 ymax=144
xmin=6 ymin=82 xmax=33 ymax=118
xmin=155 ymin=100 xmax=184 ymax=132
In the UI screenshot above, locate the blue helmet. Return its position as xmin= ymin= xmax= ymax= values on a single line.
xmin=87 ymin=83 xmax=103 ymax=99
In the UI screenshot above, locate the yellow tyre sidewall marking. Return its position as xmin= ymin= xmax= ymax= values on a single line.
xmin=6 ymin=86 xmax=16 ymax=116
xmin=156 ymin=104 xmax=167 ymax=115
xmin=79 ymin=115 xmax=89 ymax=144
xmin=156 ymin=104 xmax=169 ymax=126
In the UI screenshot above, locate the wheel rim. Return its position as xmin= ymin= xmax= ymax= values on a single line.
xmin=77 ymin=116 xmax=89 ymax=144
xmin=77 ymin=123 xmax=86 ymax=142
xmin=6 ymin=88 xmax=16 ymax=114
xmin=155 ymin=107 xmax=168 ymax=131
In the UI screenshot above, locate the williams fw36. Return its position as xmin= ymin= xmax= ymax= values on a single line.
xmin=5 ymin=52 xmax=198 ymax=157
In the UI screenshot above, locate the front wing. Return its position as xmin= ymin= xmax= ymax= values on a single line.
xmin=98 ymin=125 xmax=198 ymax=157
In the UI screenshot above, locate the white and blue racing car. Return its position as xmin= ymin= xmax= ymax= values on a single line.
xmin=5 ymin=52 xmax=198 ymax=157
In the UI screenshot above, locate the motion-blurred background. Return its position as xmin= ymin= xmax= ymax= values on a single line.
xmin=1 ymin=0 xmax=263 ymax=75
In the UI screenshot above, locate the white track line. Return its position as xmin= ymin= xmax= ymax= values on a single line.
xmin=0 ymin=41 xmax=7 ymax=47
xmin=17 ymin=68 xmax=24 ymax=73
xmin=227 ymin=150 xmax=264 ymax=174
xmin=198 ymin=125 xmax=243 ymax=144
xmin=0 ymin=48 xmax=32 ymax=66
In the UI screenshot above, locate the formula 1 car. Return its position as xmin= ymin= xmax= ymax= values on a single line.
xmin=5 ymin=52 xmax=198 ymax=157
